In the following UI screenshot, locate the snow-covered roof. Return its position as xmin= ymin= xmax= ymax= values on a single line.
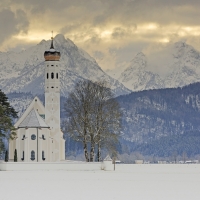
xmin=15 ymin=96 xmax=45 ymax=128
xmin=104 ymin=155 xmax=112 ymax=161
xmin=18 ymin=109 xmax=49 ymax=128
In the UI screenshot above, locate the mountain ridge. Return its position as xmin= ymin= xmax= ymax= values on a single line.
xmin=107 ymin=41 xmax=200 ymax=92
xmin=0 ymin=34 xmax=130 ymax=97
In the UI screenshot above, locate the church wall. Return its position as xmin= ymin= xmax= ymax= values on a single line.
xmin=48 ymin=136 xmax=53 ymax=162
xmin=12 ymin=128 xmax=52 ymax=162
xmin=38 ymin=128 xmax=51 ymax=162
xmin=8 ymin=139 xmax=16 ymax=161
xmin=60 ymin=137 xmax=65 ymax=160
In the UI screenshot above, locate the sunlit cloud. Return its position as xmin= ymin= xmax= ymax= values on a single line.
xmin=1 ymin=0 xmax=200 ymax=70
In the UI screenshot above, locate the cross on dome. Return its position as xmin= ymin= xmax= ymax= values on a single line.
xmin=50 ymin=30 xmax=55 ymax=50
xmin=44 ymin=32 xmax=61 ymax=61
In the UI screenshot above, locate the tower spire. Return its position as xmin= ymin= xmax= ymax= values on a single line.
xmin=50 ymin=30 xmax=54 ymax=49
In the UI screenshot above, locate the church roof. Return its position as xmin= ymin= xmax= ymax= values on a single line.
xmin=104 ymin=155 xmax=112 ymax=161
xmin=18 ymin=109 xmax=49 ymax=128
xmin=15 ymin=96 xmax=45 ymax=128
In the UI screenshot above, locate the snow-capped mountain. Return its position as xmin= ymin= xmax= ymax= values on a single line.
xmin=118 ymin=52 xmax=164 ymax=91
xmin=108 ymin=42 xmax=200 ymax=91
xmin=165 ymin=42 xmax=200 ymax=88
xmin=0 ymin=34 xmax=130 ymax=96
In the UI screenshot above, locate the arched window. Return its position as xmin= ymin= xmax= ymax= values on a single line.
xmin=56 ymin=73 xmax=58 ymax=79
xmin=31 ymin=151 xmax=35 ymax=161
xmin=42 ymin=151 xmax=45 ymax=161
xmin=21 ymin=151 xmax=24 ymax=161
xmin=51 ymin=72 xmax=54 ymax=79
xmin=47 ymin=73 xmax=49 ymax=79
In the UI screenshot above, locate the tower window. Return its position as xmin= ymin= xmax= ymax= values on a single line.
xmin=56 ymin=65 xmax=58 ymax=67
xmin=56 ymin=73 xmax=58 ymax=79
xmin=51 ymin=65 xmax=54 ymax=66
xmin=51 ymin=73 xmax=54 ymax=79
xmin=47 ymin=65 xmax=49 ymax=67
xmin=47 ymin=73 xmax=49 ymax=79
xmin=51 ymin=86 xmax=54 ymax=88
xmin=31 ymin=151 xmax=35 ymax=161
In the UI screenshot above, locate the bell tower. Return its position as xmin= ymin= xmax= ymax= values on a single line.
xmin=44 ymin=34 xmax=64 ymax=161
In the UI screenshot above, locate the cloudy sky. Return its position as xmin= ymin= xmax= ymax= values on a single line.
xmin=1 ymin=0 xmax=200 ymax=70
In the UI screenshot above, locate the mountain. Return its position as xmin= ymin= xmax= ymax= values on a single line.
xmin=108 ymin=42 xmax=200 ymax=92
xmin=116 ymin=82 xmax=200 ymax=157
xmin=0 ymin=34 xmax=130 ymax=97
xmin=118 ymin=52 xmax=164 ymax=91
xmin=165 ymin=42 xmax=200 ymax=88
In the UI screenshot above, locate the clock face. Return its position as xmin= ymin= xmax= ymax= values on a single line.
xmin=31 ymin=134 xmax=36 ymax=140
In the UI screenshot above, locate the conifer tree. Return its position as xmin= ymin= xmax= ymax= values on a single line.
xmin=0 ymin=89 xmax=17 ymax=153
xmin=14 ymin=149 xmax=17 ymax=162
xmin=4 ymin=150 xmax=8 ymax=162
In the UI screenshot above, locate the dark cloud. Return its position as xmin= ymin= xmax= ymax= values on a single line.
xmin=0 ymin=9 xmax=29 ymax=44
xmin=112 ymin=26 xmax=137 ymax=39
xmin=60 ymin=23 xmax=82 ymax=35
xmin=6 ymin=0 xmax=200 ymax=27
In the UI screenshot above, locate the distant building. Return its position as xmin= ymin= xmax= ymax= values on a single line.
xmin=158 ymin=161 xmax=167 ymax=164
xmin=115 ymin=160 xmax=123 ymax=164
xmin=135 ymin=160 xmax=143 ymax=164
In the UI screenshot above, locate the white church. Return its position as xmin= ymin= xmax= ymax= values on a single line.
xmin=9 ymin=37 xmax=65 ymax=162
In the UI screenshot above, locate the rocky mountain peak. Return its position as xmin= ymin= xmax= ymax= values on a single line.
xmin=129 ymin=52 xmax=147 ymax=71
xmin=0 ymin=35 xmax=130 ymax=97
xmin=54 ymin=34 xmax=66 ymax=43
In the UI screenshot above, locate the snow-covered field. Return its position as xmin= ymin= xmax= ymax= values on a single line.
xmin=0 ymin=164 xmax=200 ymax=200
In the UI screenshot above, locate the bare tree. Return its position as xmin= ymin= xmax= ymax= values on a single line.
xmin=64 ymin=80 xmax=121 ymax=162
xmin=172 ymin=151 xmax=178 ymax=163
xmin=182 ymin=151 xmax=187 ymax=163
xmin=88 ymin=81 xmax=121 ymax=161
xmin=65 ymin=81 xmax=95 ymax=162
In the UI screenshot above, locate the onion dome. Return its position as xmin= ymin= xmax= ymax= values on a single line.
xmin=44 ymin=37 xmax=60 ymax=61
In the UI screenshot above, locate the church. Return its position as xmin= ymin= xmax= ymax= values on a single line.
xmin=9 ymin=37 xmax=65 ymax=162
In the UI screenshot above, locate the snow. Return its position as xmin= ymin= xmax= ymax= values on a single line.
xmin=0 ymin=164 xmax=200 ymax=200
xmin=49 ymin=49 xmax=56 ymax=52
xmin=0 ymin=34 xmax=130 ymax=97
xmin=108 ymin=41 xmax=200 ymax=92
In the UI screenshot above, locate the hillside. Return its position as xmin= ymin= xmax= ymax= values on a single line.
xmin=116 ymin=82 xmax=200 ymax=157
